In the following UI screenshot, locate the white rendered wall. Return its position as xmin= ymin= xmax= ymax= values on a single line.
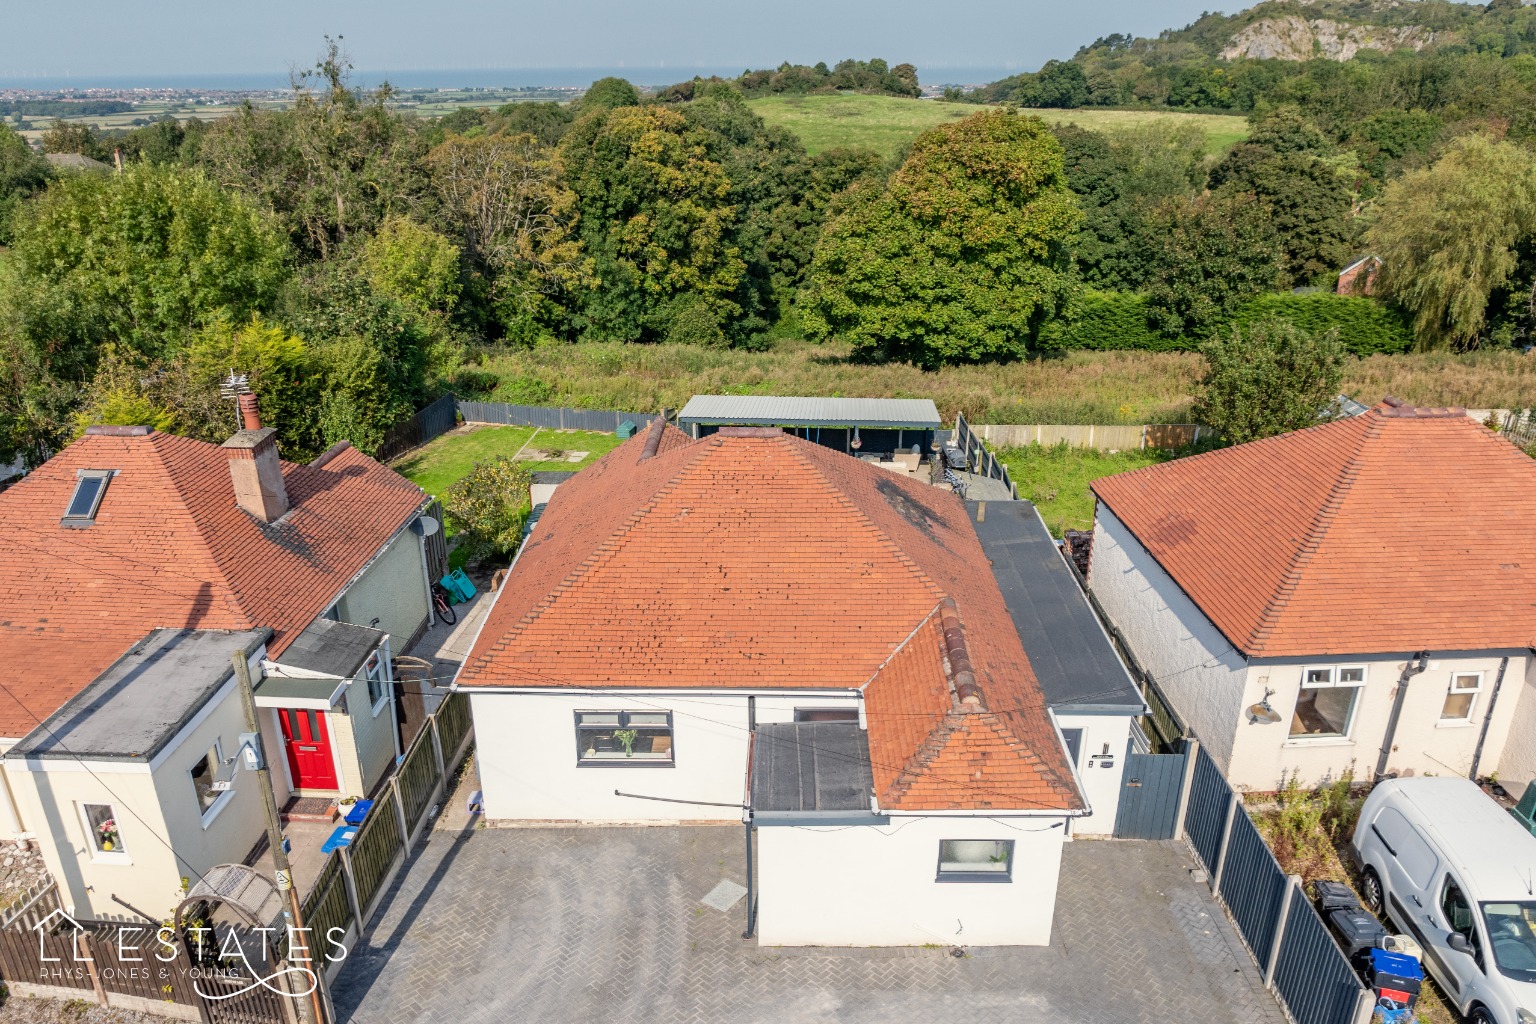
xmin=1498 ymin=659 xmax=1536 ymax=799
xmin=1229 ymin=654 xmax=1527 ymax=791
xmin=468 ymin=690 xmax=862 ymax=822
xmin=756 ymin=815 xmax=1067 ymax=946
xmin=1052 ymin=710 xmax=1132 ymax=836
xmin=1087 ymin=506 xmax=1248 ymax=770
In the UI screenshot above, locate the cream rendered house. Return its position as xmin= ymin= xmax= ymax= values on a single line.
xmin=1087 ymin=398 xmax=1536 ymax=793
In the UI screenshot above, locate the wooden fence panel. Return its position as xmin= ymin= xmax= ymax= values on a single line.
xmin=350 ymin=788 xmax=404 ymax=914
xmin=395 ymin=726 xmax=441 ymax=831
xmin=294 ymin=854 xmax=353 ymax=967
xmin=434 ymin=692 xmax=472 ymax=764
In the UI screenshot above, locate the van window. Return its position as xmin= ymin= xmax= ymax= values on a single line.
xmin=1371 ymin=806 xmax=1439 ymax=889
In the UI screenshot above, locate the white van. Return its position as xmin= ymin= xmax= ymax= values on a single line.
xmin=1350 ymin=777 xmax=1536 ymax=1024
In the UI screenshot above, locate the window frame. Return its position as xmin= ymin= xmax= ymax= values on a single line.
xmin=364 ymin=651 xmax=389 ymax=715
xmin=1288 ymin=665 xmax=1367 ymax=742
xmin=1439 ymin=671 xmax=1483 ymax=725
xmin=574 ymin=710 xmax=675 ymax=767
xmin=190 ymin=740 xmax=234 ymax=827
xmin=62 ymin=469 xmax=114 ymax=528
xmin=935 ymin=839 xmax=1016 ymax=883
xmin=79 ymin=802 xmax=130 ymax=864
xmin=792 ymin=708 xmax=860 ymax=724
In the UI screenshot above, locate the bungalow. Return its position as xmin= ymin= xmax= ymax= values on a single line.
xmin=1086 ymin=398 xmax=1536 ymax=794
xmin=457 ymin=419 xmax=1087 ymax=947
xmin=0 ymin=397 xmax=435 ymax=917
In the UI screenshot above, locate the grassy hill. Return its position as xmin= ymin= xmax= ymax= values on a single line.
xmin=746 ymin=93 xmax=1248 ymax=160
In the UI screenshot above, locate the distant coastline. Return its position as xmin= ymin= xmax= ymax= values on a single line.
xmin=0 ymin=64 xmax=1025 ymax=92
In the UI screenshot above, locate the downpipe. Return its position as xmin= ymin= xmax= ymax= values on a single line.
xmin=1375 ymin=651 xmax=1429 ymax=781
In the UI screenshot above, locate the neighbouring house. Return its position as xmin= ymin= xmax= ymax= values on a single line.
xmin=0 ymin=397 xmax=436 ymax=917
xmin=967 ymin=500 xmax=1147 ymax=836
xmin=43 ymin=152 xmax=112 ymax=174
xmin=457 ymin=419 xmax=1087 ymax=947
xmin=1336 ymin=254 xmax=1380 ymax=296
xmin=1086 ymin=398 xmax=1536 ymax=795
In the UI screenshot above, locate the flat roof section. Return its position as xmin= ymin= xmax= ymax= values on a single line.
xmin=678 ymin=395 xmax=941 ymax=430
xmin=7 ymin=627 xmax=271 ymax=762
xmin=751 ymin=723 xmax=884 ymax=824
xmin=275 ymin=618 xmax=386 ymax=679
xmin=967 ymin=500 xmax=1144 ymax=712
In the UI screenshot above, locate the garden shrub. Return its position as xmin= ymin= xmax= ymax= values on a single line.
xmin=1043 ymin=290 xmax=1181 ymax=352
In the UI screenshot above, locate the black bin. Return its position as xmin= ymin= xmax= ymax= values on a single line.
xmin=1327 ymin=907 xmax=1388 ymax=960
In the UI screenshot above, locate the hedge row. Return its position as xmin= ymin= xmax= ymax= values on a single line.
xmin=1047 ymin=290 xmax=1414 ymax=356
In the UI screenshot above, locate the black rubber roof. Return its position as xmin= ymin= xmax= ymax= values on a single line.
xmin=751 ymin=722 xmax=876 ymax=817
xmin=968 ymin=500 xmax=1144 ymax=711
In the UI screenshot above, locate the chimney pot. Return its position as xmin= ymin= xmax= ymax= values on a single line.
xmin=238 ymin=394 xmax=262 ymax=432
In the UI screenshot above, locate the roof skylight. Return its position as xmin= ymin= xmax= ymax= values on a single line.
xmin=63 ymin=470 xmax=113 ymax=527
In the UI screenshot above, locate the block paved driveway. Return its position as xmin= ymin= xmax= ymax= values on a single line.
xmin=331 ymin=826 xmax=1288 ymax=1024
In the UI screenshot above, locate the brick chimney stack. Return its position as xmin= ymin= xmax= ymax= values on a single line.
xmin=222 ymin=395 xmax=289 ymax=523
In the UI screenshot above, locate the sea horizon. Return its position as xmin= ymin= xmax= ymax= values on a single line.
xmin=0 ymin=64 xmax=1027 ymax=92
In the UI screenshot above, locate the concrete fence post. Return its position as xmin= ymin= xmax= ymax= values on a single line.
xmin=1352 ymin=985 xmax=1377 ymax=1024
xmin=1263 ymin=874 xmax=1300 ymax=990
xmin=337 ymin=847 xmax=364 ymax=932
xmin=1173 ymin=738 xmax=1200 ymax=842
xmin=429 ymin=716 xmax=445 ymax=779
xmin=389 ymin=776 xmax=409 ymax=845
xmin=1211 ymin=791 xmax=1240 ymax=894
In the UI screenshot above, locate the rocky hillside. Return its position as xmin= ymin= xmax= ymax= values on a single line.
xmin=1220 ymin=15 xmax=1440 ymax=61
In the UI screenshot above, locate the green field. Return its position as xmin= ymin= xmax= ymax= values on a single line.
xmin=393 ymin=424 xmax=624 ymax=501
xmin=995 ymin=443 xmax=1173 ymax=538
xmin=746 ymin=93 xmax=1250 ymax=160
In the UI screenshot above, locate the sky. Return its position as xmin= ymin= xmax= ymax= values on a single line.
xmin=0 ymin=0 xmax=1230 ymax=87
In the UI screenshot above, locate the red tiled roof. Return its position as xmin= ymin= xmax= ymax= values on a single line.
xmin=1090 ymin=399 xmax=1536 ymax=658
xmin=0 ymin=430 xmax=428 ymax=738
xmin=460 ymin=424 xmax=1082 ymax=812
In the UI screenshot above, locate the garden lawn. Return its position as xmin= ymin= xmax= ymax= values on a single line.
xmin=392 ymin=424 xmax=625 ymax=500
xmin=996 ymin=443 xmax=1172 ymax=538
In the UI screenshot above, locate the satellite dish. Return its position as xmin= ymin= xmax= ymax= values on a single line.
xmin=410 ymin=516 xmax=441 ymax=538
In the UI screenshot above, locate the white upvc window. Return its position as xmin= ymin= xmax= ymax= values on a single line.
xmin=1440 ymin=671 xmax=1483 ymax=723
xmin=80 ymin=802 xmax=130 ymax=864
xmin=1290 ymin=666 xmax=1366 ymax=740
xmin=365 ymin=651 xmax=389 ymax=715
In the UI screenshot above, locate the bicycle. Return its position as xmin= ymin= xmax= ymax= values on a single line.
xmin=431 ymin=582 xmax=458 ymax=625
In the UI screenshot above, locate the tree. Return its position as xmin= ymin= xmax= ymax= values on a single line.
xmin=576 ymin=77 xmax=641 ymax=114
xmin=39 ymin=121 xmax=110 ymax=161
xmin=1146 ymin=191 xmax=1282 ymax=339
xmin=488 ymin=101 xmax=574 ymax=145
xmin=198 ymin=39 xmax=425 ymax=258
xmin=1193 ymin=318 xmax=1346 ymax=445
xmin=359 ymin=216 xmax=463 ymax=316
xmin=7 ymin=162 xmax=291 ymax=361
xmin=559 ymin=104 xmax=746 ymax=343
xmin=443 ymin=456 xmax=532 ymax=560
xmin=800 ymin=110 xmax=1080 ymax=367
xmin=0 ymin=123 xmax=50 ymax=243
xmin=1208 ymin=109 xmax=1355 ymax=287
xmin=1367 ymin=134 xmax=1536 ymax=349
xmin=427 ymin=132 xmax=587 ymax=340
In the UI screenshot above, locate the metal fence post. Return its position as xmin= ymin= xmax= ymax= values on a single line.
xmin=1210 ymin=791 xmax=1240 ymax=894
xmin=1173 ymin=738 xmax=1200 ymax=841
xmin=337 ymin=848 xmax=364 ymax=932
xmin=1263 ymin=874 xmax=1300 ymax=990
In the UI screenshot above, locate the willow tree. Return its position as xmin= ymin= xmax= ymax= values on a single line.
xmin=1368 ymin=134 xmax=1536 ymax=350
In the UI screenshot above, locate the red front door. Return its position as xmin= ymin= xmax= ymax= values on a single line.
xmin=278 ymin=709 xmax=339 ymax=791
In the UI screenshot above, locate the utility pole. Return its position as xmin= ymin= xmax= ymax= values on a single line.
xmin=231 ymin=651 xmax=326 ymax=1024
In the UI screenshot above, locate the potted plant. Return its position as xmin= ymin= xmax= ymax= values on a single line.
xmin=612 ymin=728 xmax=639 ymax=758
xmin=337 ymin=795 xmax=359 ymax=815
xmin=98 ymin=818 xmax=119 ymax=851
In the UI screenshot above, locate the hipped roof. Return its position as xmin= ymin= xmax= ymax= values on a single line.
xmin=459 ymin=422 xmax=1081 ymax=813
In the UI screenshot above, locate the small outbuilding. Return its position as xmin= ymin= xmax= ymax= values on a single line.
xmin=677 ymin=395 xmax=941 ymax=459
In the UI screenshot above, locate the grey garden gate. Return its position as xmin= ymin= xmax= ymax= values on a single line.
xmin=1112 ymin=748 xmax=1188 ymax=839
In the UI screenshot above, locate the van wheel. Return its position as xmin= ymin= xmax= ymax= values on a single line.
xmin=1468 ymin=1007 xmax=1495 ymax=1024
xmin=1361 ymin=868 xmax=1384 ymax=914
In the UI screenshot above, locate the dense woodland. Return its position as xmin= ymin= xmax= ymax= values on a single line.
xmin=3 ymin=10 xmax=1536 ymax=468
